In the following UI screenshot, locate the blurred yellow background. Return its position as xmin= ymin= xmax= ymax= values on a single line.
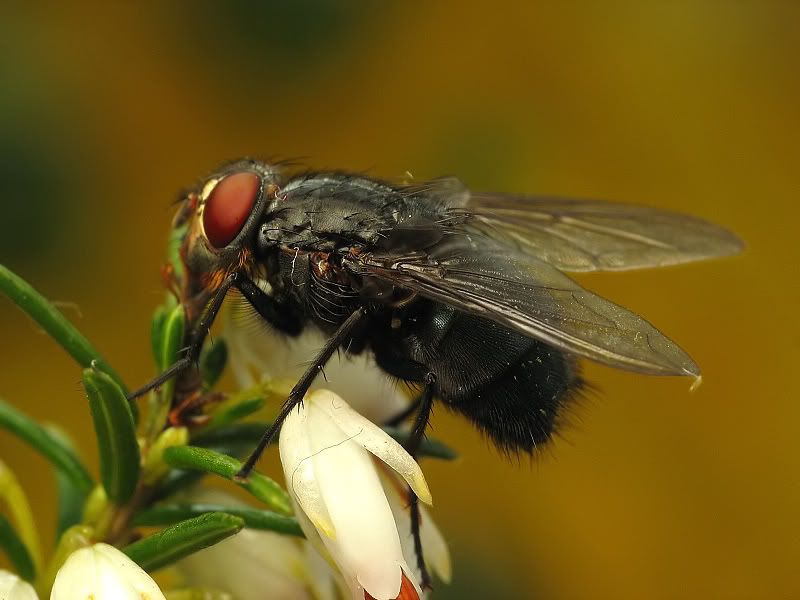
xmin=0 ymin=3 xmax=796 ymax=598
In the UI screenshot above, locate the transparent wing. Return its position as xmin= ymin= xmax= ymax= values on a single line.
xmin=404 ymin=178 xmax=743 ymax=271
xmin=344 ymin=236 xmax=700 ymax=377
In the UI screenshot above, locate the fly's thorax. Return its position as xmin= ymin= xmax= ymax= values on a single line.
xmin=256 ymin=173 xmax=408 ymax=251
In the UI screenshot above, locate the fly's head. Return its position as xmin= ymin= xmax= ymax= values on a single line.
xmin=170 ymin=159 xmax=281 ymax=310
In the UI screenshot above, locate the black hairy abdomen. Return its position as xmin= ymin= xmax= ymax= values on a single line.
xmin=372 ymin=300 xmax=582 ymax=454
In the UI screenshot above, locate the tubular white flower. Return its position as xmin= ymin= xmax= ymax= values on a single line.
xmin=50 ymin=543 xmax=165 ymax=600
xmin=279 ymin=389 xmax=431 ymax=600
xmin=175 ymin=488 xmax=337 ymax=600
xmin=0 ymin=571 xmax=38 ymax=600
xmin=381 ymin=471 xmax=452 ymax=586
xmin=223 ymin=303 xmax=410 ymax=422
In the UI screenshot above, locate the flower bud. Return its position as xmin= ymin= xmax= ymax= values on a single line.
xmin=51 ymin=543 xmax=165 ymax=599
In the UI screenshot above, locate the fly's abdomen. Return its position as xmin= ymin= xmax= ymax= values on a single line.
xmin=448 ymin=335 xmax=581 ymax=454
xmin=381 ymin=300 xmax=582 ymax=454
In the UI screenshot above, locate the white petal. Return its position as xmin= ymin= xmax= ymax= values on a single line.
xmin=309 ymin=390 xmax=432 ymax=505
xmin=178 ymin=529 xmax=311 ymax=599
xmin=306 ymin=405 xmax=406 ymax=599
xmin=279 ymin=403 xmax=336 ymax=537
xmin=51 ymin=543 xmax=165 ymax=599
xmin=382 ymin=473 xmax=452 ymax=584
xmin=175 ymin=488 xmax=336 ymax=600
xmin=0 ymin=571 xmax=38 ymax=600
xmin=302 ymin=534 xmax=341 ymax=600
xmin=223 ymin=305 xmax=410 ymax=422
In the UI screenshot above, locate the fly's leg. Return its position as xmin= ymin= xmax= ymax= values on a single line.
xmin=384 ymin=396 xmax=422 ymax=427
xmin=404 ymin=373 xmax=436 ymax=591
xmin=127 ymin=271 xmax=241 ymax=401
xmin=128 ymin=272 xmax=303 ymax=404
xmin=234 ymin=306 xmax=369 ymax=481
xmin=236 ymin=276 xmax=303 ymax=335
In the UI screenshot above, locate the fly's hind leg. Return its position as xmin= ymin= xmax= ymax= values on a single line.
xmin=402 ymin=373 xmax=436 ymax=591
xmin=384 ymin=396 xmax=422 ymax=427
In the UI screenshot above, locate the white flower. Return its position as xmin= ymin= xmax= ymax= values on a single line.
xmin=175 ymin=489 xmax=337 ymax=600
xmin=0 ymin=570 xmax=38 ymax=600
xmin=223 ymin=303 xmax=410 ymax=422
xmin=50 ymin=543 xmax=165 ymax=600
xmin=381 ymin=471 xmax=452 ymax=587
xmin=279 ymin=390 xmax=432 ymax=600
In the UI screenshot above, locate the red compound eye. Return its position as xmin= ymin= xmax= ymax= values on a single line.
xmin=203 ymin=171 xmax=260 ymax=248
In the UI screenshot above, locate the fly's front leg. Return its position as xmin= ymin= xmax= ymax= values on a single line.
xmin=127 ymin=271 xmax=241 ymax=401
xmin=236 ymin=277 xmax=303 ymax=335
xmin=234 ymin=306 xmax=370 ymax=481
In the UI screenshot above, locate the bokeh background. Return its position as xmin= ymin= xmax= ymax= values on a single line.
xmin=0 ymin=3 xmax=797 ymax=598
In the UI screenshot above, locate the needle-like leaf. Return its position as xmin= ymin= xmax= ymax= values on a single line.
xmin=147 ymin=305 xmax=185 ymax=440
xmin=43 ymin=425 xmax=86 ymax=538
xmin=0 ymin=460 xmax=41 ymax=572
xmin=0 ymin=399 xmax=93 ymax=494
xmin=124 ymin=512 xmax=244 ymax=573
xmin=150 ymin=304 xmax=169 ymax=368
xmin=83 ymin=366 xmax=141 ymax=503
xmin=133 ymin=503 xmax=303 ymax=537
xmin=0 ymin=514 xmax=35 ymax=581
xmin=200 ymin=339 xmax=228 ymax=391
xmin=162 ymin=446 xmax=291 ymax=515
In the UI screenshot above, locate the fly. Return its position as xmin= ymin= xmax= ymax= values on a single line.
xmin=129 ymin=158 xmax=742 ymax=587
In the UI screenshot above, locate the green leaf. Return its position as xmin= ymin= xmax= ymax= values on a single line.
xmin=159 ymin=305 xmax=186 ymax=373
xmin=0 ymin=514 xmax=35 ymax=581
xmin=167 ymin=223 xmax=188 ymax=283
xmin=133 ymin=503 xmax=303 ymax=537
xmin=150 ymin=304 xmax=169 ymax=368
xmin=194 ymin=422 xmax=459 ymax=461
xmin=55 ymin=468 xmax=87 ymax=539
xmin=83 ymin=366 xmax=141 ymax=503
xmin=151 ymin=443 xmax=249 ymax=503
xmin=124 ymin=512 xmax=243 ymax=573
xmin=200 ymin=339 xmax=227 ymax=390
xmin=0 ymin=461 xmax=41 ymax=572
xmin=162 ymin=446 xmax=291 ymax=515
xmin=0 ymin=399 xmax=93 ymax=493
xmin=0 ymin=264 xmax=127 ymax=393
xmin=195 ymin=396 xmax=264 ymax=435
xmin=147 ymin=305 xmax=185 ymax=441
xmin=43 ymin=425 xmax=87 ymax=538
